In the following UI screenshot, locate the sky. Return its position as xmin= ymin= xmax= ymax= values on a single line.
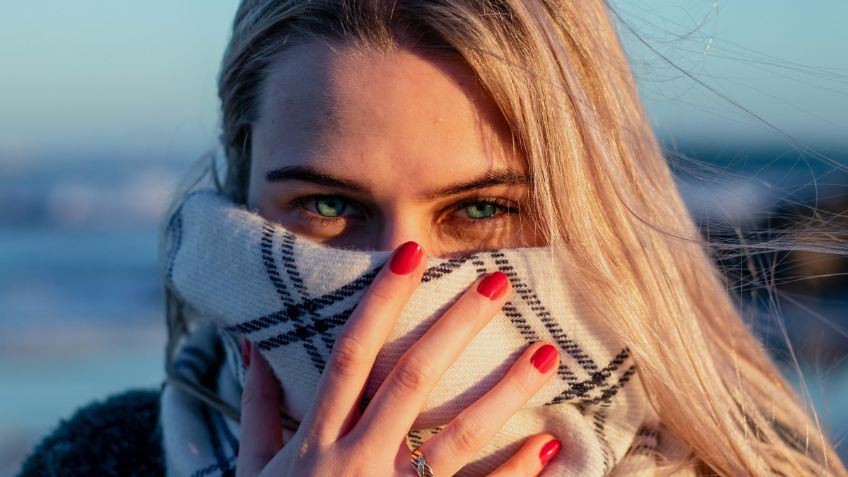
xmin=1 ymin=0 xmax=846 ymax=165
xmin=616 ymin=0 xmax=848 ymax=146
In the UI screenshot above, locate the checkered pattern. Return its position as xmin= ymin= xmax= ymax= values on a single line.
xmin=159 ymin=188 xmax=693 ymax=477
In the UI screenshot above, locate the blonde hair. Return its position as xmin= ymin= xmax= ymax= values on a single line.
xmin=161 ymin=0 xmax=848 ymax=475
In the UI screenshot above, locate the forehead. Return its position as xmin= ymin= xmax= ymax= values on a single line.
xmin=251 ymin=40 xmax=524 ymax=193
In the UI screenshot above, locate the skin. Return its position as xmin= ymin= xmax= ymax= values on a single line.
xmin=238 ymin=41 xmax=561 ymax=476
xmin=247 ymin=41 xmax=544 ymax=256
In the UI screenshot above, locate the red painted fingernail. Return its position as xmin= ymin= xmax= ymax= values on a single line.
xmin=530 ymin=344 xmax=558 ymax=373
xmin=476 ymin=271 xmax=509 ymax=300
xmin=241 ymin=339 xmax=251 ymax=368
xmin=390 ymin=241 xmax=423 ymax=275
xmin=539 ymin=439 xmax=561 ymax=465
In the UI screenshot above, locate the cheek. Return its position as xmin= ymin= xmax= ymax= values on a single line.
xmin=503 ymin=216 xmax=546 ymax=249
xmin=245 ymin=163 xmax=277 ymax=216
xmin=245 ymin=168 xmax=260 ymax=210
xmin=245 ymin=182 xmax=276 ymax=221
xmin=436 ymin=216 xmax=540 ymax=256
xmin=518 ymin=218 xmax=547 ymax=248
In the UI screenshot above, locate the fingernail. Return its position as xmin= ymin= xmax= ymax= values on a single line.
xmin=476 ymin=271 xmax=509 ymax=300
xmin=530 ymin=344 xmax=558 ymax=373
xmin=241 ymin=339 xmax=251 ymax=368
xmin=390 ymin=241 xmax=423 ymax=275
xmin=539 ymin=439 xmax=561 ymax=465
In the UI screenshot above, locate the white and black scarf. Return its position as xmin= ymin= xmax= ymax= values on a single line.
xmin=158 ymin=185 xmax=693 ymax=476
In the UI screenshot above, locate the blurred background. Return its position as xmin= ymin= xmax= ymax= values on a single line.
xmin=0 ymin=1 xmax=845 ymax=474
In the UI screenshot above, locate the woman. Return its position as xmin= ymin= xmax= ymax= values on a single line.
xmin=17 ymin=0 xmax=846 ymax=476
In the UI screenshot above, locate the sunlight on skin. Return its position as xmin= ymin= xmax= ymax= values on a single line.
xmin=247 ymin=41 xmax=545 ymax=258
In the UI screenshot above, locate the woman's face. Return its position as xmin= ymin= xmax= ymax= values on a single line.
xmin=248 ymin=41 xmax=544 ymax=257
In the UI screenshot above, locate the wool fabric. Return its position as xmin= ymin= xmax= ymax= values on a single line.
xmin=159 ymin=186 xmax=693 ymax=477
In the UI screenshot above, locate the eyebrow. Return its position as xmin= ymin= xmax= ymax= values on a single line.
xmin=265 ymin=165 xmax=531 ymax=200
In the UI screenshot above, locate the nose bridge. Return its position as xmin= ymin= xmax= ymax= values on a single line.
xmin=377 ymin=213 xmax=433 ymax=254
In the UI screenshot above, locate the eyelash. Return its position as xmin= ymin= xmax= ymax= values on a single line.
xmin=291 ymin=194 xmax=519 ymax=228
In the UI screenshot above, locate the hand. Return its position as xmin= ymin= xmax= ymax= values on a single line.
xmin=236 ymin=241 xmax=562 ymax=476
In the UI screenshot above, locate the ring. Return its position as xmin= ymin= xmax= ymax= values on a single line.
xmin=410 ymin=447 xmax=435 ymax=477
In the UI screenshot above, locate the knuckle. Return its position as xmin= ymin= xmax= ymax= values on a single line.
xmin=366 ymin=281 xmax=395 ymax=306
xmin=329 ymin=334 xmax=369 ymax=378
xmin=240 ymin=383 xmax=259 ymax=409
xmin=448 ymin=418 xmax=486 ymax=456
xmin=240 ymin=375 xmax=277 ymax=410
xmin=298 ymin=426 xmax=331 ymax=456
xmin=391 ymin=358 xmax=433 ymax=396
xmin=294 ymin=438 xmax=317 ymax=461
xmin=464 ymin=297 xmax=485 ymax=324
xmin=512 ymin=365 xmax=539 ymax=396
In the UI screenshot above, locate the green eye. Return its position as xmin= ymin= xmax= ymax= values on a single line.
xmin=463 ymin=202 xmax=498 ymax=219
xmin=315 ymin=197 xmax=346 ymax=217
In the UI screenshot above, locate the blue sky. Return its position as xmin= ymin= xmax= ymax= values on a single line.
xmin=617 ymin=0 xmax=848 ymax=146
xmin=1 ymin=0 xmax=846 ymax=164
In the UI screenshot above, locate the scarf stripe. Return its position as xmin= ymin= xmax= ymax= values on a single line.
xmin=160 ymin=187 xmax=696 ymax=477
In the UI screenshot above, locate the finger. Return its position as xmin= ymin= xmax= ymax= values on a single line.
xmin=354 ymin=271 xmax=512 ymax=443
xmin=236 ymin=340 xmax=283 ymax=477
xmin=487 ymin=434 xmax=562 ymax=477
xmin=299 ymin=241 xmax=426 ymax=445
xmin=417 ymin=342 xmax=560 ymax=476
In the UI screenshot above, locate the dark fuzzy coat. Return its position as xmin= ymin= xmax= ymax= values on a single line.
xmin=16 ymin=389 xmax=165 ymax=477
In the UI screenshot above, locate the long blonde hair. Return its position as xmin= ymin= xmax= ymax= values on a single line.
xmin=161 ymin=0 xmax=847 ymax=475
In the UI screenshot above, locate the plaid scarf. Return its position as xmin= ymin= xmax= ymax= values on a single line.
xmin=158 ymin=186 xmax=694 ymax=477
